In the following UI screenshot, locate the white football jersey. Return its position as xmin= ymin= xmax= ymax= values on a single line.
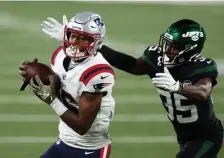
xmin=51 ymin=46 xmax=115 ymax=150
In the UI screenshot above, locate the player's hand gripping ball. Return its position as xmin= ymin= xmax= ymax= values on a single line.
xmin=18 ymin=58 xmax=61 ymax=92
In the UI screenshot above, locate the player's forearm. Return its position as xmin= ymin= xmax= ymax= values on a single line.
xmin=60 ymin=110 xmax=90 ymax=135
xmin=181 ymin=85 xmax=209 ymax=100
xmin=50 ymin=98 xmax=91 ymax=135
xmin=100 ymin=45 xmax=137 ymax=74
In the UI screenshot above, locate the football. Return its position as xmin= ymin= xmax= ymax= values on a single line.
xmin=20 ymin=62 xmax=61 ymax=91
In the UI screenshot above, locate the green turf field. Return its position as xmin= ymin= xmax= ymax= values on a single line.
xmin=0 ymin=1 xmax=223 ymax=158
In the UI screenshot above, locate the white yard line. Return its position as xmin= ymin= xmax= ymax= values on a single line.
xmin=1 ymin=93 xmax=224 ymax=105
xmin=0 ymin=94 xmax=162 ymax=105
xmin=0 ymin=136 xmax=177 ymax=144
xmin=0 ymin=114 xmax=223 ymax=122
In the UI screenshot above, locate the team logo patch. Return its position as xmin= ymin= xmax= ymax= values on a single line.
xmin=93 ymin=83 xmax=111 ymax=92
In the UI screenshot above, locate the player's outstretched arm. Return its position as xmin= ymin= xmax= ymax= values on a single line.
xmin=58 ymin=92 xmax=103 ymax=135
xmin=41 ymin=16 xmax=68 ymax=42
xmin=100 ymin=45 xmax=149 ymax=75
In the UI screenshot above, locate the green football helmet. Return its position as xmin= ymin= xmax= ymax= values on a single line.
xmin=159 ymin=19 xmax=206 ymax=68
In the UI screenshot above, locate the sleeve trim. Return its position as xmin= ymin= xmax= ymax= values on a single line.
xmin=79 ymin=64 xmax=114 ymax=86
xmin=51 ymin=46 xmax=63 ymax=65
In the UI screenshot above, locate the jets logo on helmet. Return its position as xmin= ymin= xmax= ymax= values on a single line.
xmin=182 ymin=31 xmax=204 ymax=41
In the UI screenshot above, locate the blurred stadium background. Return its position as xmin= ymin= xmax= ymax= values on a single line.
xmin=0 ymin=1 xmax=223 ymax=158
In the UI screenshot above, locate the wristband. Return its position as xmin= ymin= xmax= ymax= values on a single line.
xmin=177 ymin=81 xmax=184 ymax=94
xmin=50 ymin=98 xmax=68 ymax=116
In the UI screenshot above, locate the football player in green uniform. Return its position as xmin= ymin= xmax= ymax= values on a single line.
xmin=100 ymin=19 xmax=223 ymax=158
xmin=41 ymin=18 xmax=223 ymax=158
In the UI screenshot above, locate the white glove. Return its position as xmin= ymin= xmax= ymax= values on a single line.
xmin=152 ymin=67 xmax=183 ymax=93
xmin=41 ymin=15 xmax=68 ymax=42
xmin=29 ymin=75 xmax=57 ymax=104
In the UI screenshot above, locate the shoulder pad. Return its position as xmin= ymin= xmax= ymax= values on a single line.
xmin=79 ymin=64 xmax=115 ymax=93
xmin=188 ymin=57 xmax=218 ymax=78
xmin=51 ymin=46 xmax=63 ymax=65
xmin=185 ymin=57 xmax=218 ymax=86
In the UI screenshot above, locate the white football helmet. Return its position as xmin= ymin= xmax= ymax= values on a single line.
xmin=63 ymin=11 xmax=106 ymax=61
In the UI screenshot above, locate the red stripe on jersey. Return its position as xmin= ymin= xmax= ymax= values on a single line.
xmin=51 ymin=46 xmax=63 ymax=65
xmin=80 ymin=64 xmax=110 ymax=81
xmin=79 ymin=64 xmax=114 ymax=86
xmin=84 ymin=69 xmax=114 ymax=86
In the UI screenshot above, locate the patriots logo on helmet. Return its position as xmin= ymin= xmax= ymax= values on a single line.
xmin=93 ymin=83 xmax=111 ymax=92
xmin=94 ymin=17 xmax=104 ymax=30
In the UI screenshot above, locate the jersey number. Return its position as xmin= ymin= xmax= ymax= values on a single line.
xmin=147 ymin=46 xmax=163 ymax=66
xmin=158 ymin=89 xmax=198 ymax=123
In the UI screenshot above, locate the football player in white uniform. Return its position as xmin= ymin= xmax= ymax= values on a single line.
xmin=19 ymin=12 xmax=115 ymax=158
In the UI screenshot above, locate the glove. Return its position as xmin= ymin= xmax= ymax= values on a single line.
xmin=18 ymin=58 xmax=38 ymax=91
xmin=41 ymin=15 xmax=68 ymax=42
xmin=152 ymin=67 xmax=183 ymax=93
xmin=29 ymin=75 xmax=57 ymax=104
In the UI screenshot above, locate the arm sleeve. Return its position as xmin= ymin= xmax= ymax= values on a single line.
xmin=100 ymin=45 xmax=137 ymax=73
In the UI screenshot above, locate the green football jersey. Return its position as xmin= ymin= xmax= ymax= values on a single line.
xmin=141 ymin=45 xmax=222 ymax=142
